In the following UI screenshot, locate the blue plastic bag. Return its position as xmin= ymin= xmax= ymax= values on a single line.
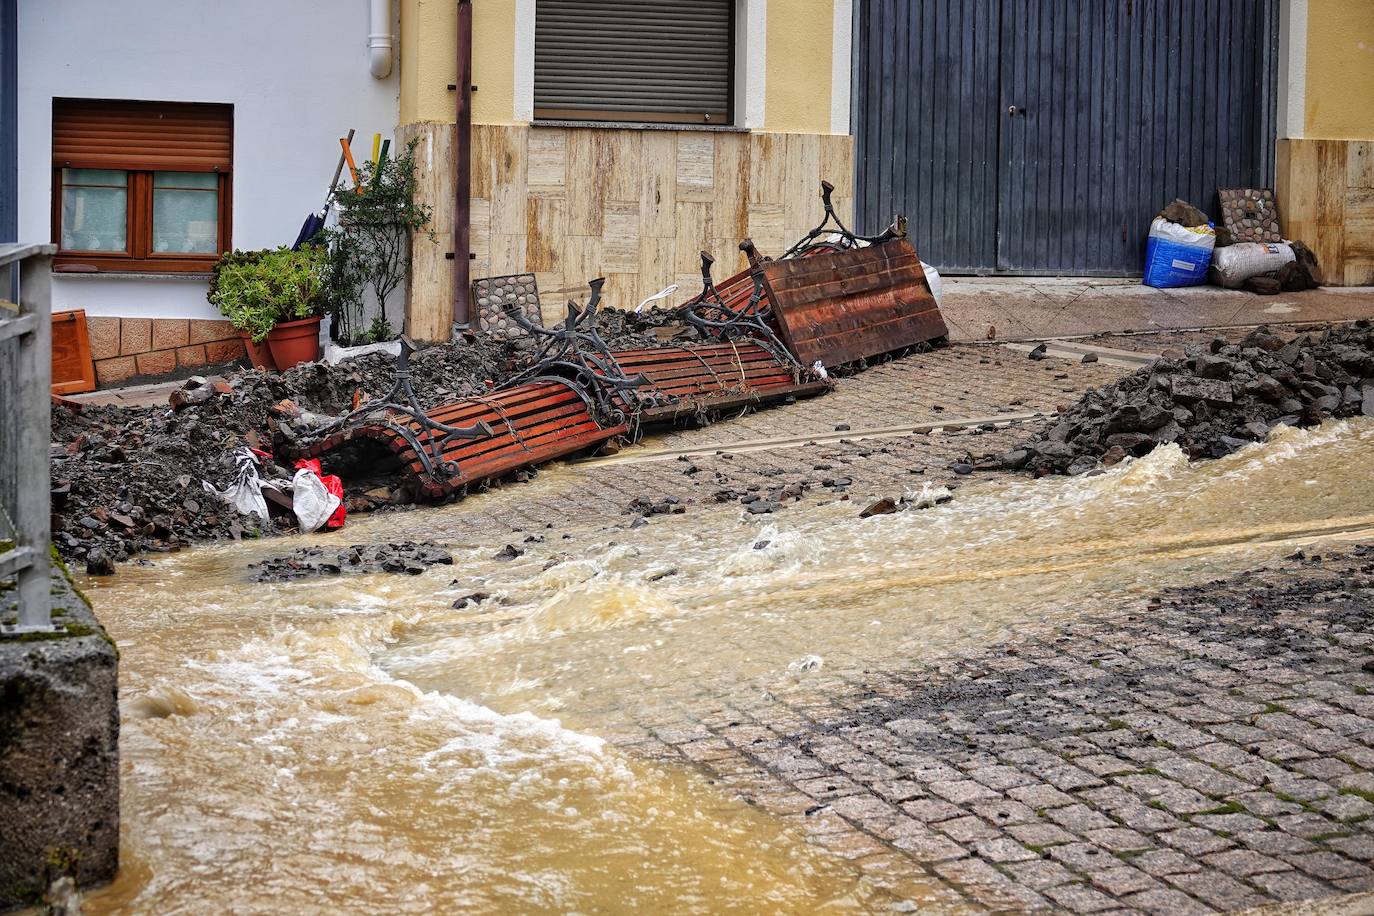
xmin=1143 ymin=217 xmax=1216 ymax=289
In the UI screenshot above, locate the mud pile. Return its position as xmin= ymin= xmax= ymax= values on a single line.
xmin=1006 ymin=322 xmax=1374 ymax=475
xmin=51 ymin=312 xmax=690 ymax=571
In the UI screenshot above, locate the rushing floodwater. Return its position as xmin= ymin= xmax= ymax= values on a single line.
xmin=81 ymin=420 xmax=1374 ymax=913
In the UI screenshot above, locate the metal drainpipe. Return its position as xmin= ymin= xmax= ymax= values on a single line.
xmin=453 ymin=0 xmax=473 ymax=331
xmin=368 ymin=0 xmax=394 ymax=79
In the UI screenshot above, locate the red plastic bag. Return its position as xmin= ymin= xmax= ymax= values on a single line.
xmin=294 ymin=458 xmax=346 ymax=529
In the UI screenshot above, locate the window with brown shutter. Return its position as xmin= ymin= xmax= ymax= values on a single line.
xmin=534 ymin=0 xmax=734 ymax=125
xmin=51 ymin=98 xmax=233 ymax=273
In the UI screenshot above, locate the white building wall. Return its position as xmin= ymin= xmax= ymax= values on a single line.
xmin=18 ymin=0 xmax=400 ymax=319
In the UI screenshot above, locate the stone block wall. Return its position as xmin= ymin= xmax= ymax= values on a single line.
xmin=1277 ymin=139 xmax=1374 ymax=286
xmin=398 ymin=123 xmax=855 ymax=341
xmin=84 ymin=316 xmax=245 ymax=386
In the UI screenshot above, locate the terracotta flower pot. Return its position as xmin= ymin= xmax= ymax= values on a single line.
xmin=238 ymin=330 xmax=277 ymax=370
xmin=266 ymin=316 xmax=322 ymax=369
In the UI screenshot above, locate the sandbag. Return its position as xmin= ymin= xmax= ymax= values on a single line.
xmin=1143 ymin=218 xmax=1215 ymax=289
xmin=294 ymin=458 xmax=346 ymax=530
xmin=291 ymin=466 xmax=342 ymax=533
xmin=1209 ymin=242 xmax=1296 ymax=289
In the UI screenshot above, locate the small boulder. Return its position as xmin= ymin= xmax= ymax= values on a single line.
xmin=999 ymin=449 xmax=1030 ymax=470
xmin=85 ymin=548 xmax=116 ymax=576
xmin=859 ymin=498 xmax=898 ymax=518
xmin=1101 ymin=445 xmax=1128 ymax=466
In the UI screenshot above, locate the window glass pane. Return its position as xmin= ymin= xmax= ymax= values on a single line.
xmin=66 ymin=168 xmax=127 ymax=187
xmin=60 ymin=168 xmax=127 ymax=252
xmin=152 ymin=172 xmax=218 ymax=254
xmin=153 ymin=171 xmax=218 ymax=190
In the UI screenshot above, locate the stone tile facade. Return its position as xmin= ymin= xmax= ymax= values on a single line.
xmin=86 ymin=316 xmax=244 ymax=386
xmin=396 ymin=122 xmax=855 ymax=340
xmin=1276 ymin=139 xmax=1374 ymax=286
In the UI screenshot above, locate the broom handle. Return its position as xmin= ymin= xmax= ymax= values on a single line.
xmin=339 ymin=137 xmax=363 ymax=195
xmin=325 ymin=129 xmax=356 ymax=211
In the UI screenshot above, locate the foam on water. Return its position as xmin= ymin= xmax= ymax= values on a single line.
xmin=80 ymin=418 xmax=1374 ymax=913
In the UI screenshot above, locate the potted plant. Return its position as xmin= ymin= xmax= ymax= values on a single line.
xmin=209 ymin=245 xmax=326 ymax=369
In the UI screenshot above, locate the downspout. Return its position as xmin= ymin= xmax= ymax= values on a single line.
xmin=369 ymin=0 xmax=393 ymax=79
xmin=453 ymin=0 xmax=473 ymax=330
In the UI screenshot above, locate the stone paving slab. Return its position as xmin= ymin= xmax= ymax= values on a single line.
xmin=368 ymin=329 xmax=1374 ymax=911
xmin=939 ymin=278 xmax=1374 ymax=343
xmin=610 ymin=550 xmax=1374 ymax=912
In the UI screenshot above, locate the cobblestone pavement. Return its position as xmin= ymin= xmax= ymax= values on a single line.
xmin=430 ymin=344 xmax=1122 ymax=537
xmin=606 ymin=549 xmax=1374 ymax=914
xmin=379 ymin=331 xmax=1374 ymax=912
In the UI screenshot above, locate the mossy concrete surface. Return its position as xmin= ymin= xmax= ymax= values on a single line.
xmin=1 ymin=561 xmax=118 ymax=909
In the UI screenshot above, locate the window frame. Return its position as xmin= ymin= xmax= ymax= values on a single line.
xmin=51 ymin=98 xmax=233 ymax=274
xmin=532 ymin=0 xmax=737 ymax=127
xmin=52 ymin=168 xmax=232 ymax=274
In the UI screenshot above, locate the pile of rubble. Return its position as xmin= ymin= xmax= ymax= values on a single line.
xmin=248 ymin=541 xmax=453 ymax=582
xmin=50 ymin=308 xmax=699 ymax=572
xmin=1005 ymin=323 xmax=1374 ymax=475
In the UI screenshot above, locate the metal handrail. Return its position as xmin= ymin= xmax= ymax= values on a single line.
xmin=1 ymin=242 xmax=59 ymax=635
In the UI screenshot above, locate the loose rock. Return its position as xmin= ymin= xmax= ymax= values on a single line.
xmin=1013 ymin=322 xmax=1374 ymax=474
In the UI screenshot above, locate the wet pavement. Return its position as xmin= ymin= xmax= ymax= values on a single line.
xmin=78 ymin=329 xmax=1374 ymax=913
xmin=607 ymin=548 xmax=1374 ymax=913
xmin=939 ymin=278 xmax=1374 ymax=342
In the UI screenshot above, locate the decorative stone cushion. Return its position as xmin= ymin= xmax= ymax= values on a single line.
xmin=1217 ymin=188 xmax=1282 ymax=246
xmin=472 ymin=273 xmax=542 ymax=339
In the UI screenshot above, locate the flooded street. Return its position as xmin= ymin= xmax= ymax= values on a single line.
xmin=81 ymin=419 xmax=1374 ymax=912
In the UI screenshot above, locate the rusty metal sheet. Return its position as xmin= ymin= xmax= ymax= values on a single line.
xmin=758 ymin=238 xmax=947 ymax=368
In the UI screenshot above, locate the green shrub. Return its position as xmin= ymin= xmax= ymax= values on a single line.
xmin=208 ymin=246 xmax=325 ymax=342
xmin=325 ymin=138 xmax=433 ymax=345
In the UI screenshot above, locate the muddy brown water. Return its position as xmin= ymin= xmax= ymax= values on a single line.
xmin=81 ymin=420 xmax=1374 ymax=913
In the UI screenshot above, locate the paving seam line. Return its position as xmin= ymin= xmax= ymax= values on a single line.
xmin=999 ymin=342 xmax=1155 ymax=368
xmin=576 ymin=411 xmax=1047 ymax=467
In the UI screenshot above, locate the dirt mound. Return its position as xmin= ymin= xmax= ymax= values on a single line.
xmin=50 ymin=306 xmax=699 ymax=571
xmin=1005 ymin=322 xmax=1374 ymax=475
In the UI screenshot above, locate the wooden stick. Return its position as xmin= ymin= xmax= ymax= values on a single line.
xmin=339 ymin=137 xmax=361 ymax=192
xmin=325 ymin=128 xmax=356 ymax=206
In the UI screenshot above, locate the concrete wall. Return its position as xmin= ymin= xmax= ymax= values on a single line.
xmin=17 ymin=0 xmax=401 ymax=323
xmin=1303 ymin=0 xmax=1374 ymax=141
xmin=399 ymin=0 xmax=848 ymax=132
xmin=1 ymin=564 xmax=119 ymax=908
xmin=400 ymin=0 xmax=518 ymax=126
xmin=1276 ymin=0 xmax=1374 ymax=286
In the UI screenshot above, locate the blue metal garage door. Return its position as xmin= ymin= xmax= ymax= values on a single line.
xmin=853 ymin=0 xmax=1280 ymax=276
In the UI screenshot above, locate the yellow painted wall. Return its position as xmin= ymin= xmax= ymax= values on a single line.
xmin=400 ymin=0 xmax=517 ymax=125
xmin=763 ymin=0 xmax=835 ymax=133
xmin=399 ymin=0 xmax=841 ymax=133
xmin=1304 ymin=0 xmax=1374 ymax=139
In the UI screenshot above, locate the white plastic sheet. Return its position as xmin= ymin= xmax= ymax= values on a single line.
xmin=291 ymin=467 xmax=341 ymax=533
xmin=202 ymin=448 xmax=269 ymax=523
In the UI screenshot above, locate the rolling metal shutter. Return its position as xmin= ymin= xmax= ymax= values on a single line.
xmin=853 ymin=0 xmax=1279 ymax=276
xmin=534 ymin=0 xmax=733 ymax=124
xmin=52 ymin=99 xmax=233 ymax=172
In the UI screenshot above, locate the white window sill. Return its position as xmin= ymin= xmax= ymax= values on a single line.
xmin=532 ymin=119 xmax=748 ymax=133
xmin=53 ymin=271 xmax=212 ymax=282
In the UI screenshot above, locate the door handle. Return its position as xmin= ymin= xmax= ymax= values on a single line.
xmin=1008 ymin=105 xmax=1023 ymax=116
